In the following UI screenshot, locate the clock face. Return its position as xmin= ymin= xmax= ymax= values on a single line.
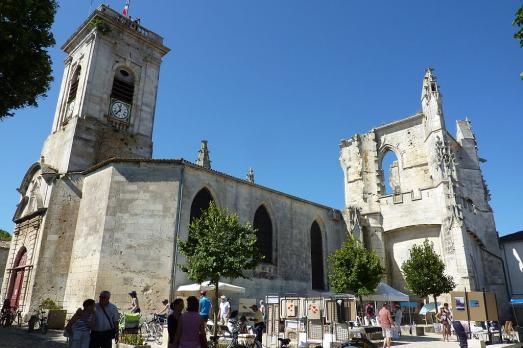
xmin=110 ymin=100 xmax=130 ymax=120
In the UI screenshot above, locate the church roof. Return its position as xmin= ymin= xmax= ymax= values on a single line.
xmin=82 ymin=157 xmax=341 ymax=213
xmin=500 ymin=230 xmax=523 ymax=242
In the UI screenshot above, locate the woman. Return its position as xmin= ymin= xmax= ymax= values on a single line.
xmin=128 ymin=290 xmax=140 ymax=313
xmin=65 ymin=299 xmax=96 ymax=348
xmin=174 ymin=296 xmax=207 ymax=348
xmin=436 ymin=304 xmax=451 ymax=342
xmin=168 ymin=298 xmax=184 ymax=348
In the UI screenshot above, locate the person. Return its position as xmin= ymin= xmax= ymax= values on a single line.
xmin=157 ymin=299 xmax=170 ymax=322
xmin=436 ymin=303 xmax=452 ymax=342
xmin=174 ymin=296 xmax=207 ymax=348
xmin=65 ymin=299 xmax=96 ymax=348
xmin=218 ymin=295 xmax=230 ymax=325
xmin=90 ymin=290 xmax=120 ymax=348
xmin=452 ymin=320 xmax=468 ymax=348
xmin=0 ymin=299 xmax=12 ymax=326
xmin=393 ymin=304 xmax=402 ymax=338
xmin=128 ymin=290 xmax=140 ymax=313
xmin=168 ymin=298 xmax=184 ymax=348
xmin=249 ymin=304 xmax=265 ymax=345
xmin=199 ymin=291 xmax=212 ymax=321
xmin=259 ymin=300 xmax=266 ymax=320
xmin=378 ymin=303 xmax=393 ymax=348
xmin=364 ymin=302 xmax=375 ymax=326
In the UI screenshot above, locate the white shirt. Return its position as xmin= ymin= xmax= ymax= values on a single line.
xmin=219 ymin=301 xmax=230 ymax=318
xmin=94 ymin=302 xmax=120 ymax=332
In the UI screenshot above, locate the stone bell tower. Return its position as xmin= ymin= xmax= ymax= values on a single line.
xmin=41 ymin=5 xmax=169 ymax=173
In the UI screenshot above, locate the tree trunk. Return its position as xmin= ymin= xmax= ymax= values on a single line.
xmin=359 ymin=295 xmax=363 ymax=324
xmin=433 ymin=295 xmax=438 ymax=323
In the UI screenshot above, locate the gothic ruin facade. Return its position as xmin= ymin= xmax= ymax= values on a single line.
xmin=339 ymin=69 xmax=507 ymax=309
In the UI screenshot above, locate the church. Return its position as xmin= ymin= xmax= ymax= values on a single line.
xmin=1 ymin=5 xmax=507 ymax=317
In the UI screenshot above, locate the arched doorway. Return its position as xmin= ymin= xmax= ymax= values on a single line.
xmin=7 ymin=248 xmax=28 ymax=308
xmin=310 ymin=221 xmax=325 ymax=290
xmin=190 ymin=188 xmax=214 ymax=222
xmin=253 ymin=205 xmax=273 ymax=264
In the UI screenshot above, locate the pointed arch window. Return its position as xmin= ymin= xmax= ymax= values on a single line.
xmin=190 ymin=188 xmax=214 ymax=222
xmin=253 ymin=205 xmax=273 ymax=264
xmin=310 ymin=221 xmax=324 ymax=290
xmin=380 ymin=150 xmax=401 ymax=195
xmin=111 ymin=68 xmax=134 ymax=104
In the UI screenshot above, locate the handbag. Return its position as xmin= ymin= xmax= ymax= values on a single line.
xmin=101 ymin=305 xmax=117 ymax=339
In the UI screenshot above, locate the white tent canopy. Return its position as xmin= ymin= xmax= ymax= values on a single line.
xmin=175 ymin=281 xmax=245 ymax=297
xmin=363 ymin=282 xmax=409 ymax=302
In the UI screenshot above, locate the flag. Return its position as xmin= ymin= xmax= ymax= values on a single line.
xmin=122 ymin=0 xmax=130 ymax=17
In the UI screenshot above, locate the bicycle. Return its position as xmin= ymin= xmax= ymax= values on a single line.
xmin=28 ymin=308 xmax=48 ymax=334
xmin=142 ymin=314 xmax=163 ymax=344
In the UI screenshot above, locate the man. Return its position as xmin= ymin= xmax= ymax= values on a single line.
xmin=90 ymin=290 xmax=120 ymax=348
xmin=250 ymin=304 xmax=265 ymax=344
xmin=218 ymin=295 xmax=230 ymax=324
xmin=378 ymin=303 xmax=393 ymax=348
xmin=199 ymin=290 xmax=212 ymax=321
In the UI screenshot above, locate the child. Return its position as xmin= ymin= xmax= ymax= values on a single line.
xmin=65 ymin=299 xmax=96 ymax=348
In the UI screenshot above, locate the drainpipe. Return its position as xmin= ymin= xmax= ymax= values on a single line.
xmin=170 ymin=165 xmax=185 ymax=301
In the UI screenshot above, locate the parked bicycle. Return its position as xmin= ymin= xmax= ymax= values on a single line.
xmin=28 ymin=308 xmax=48 ymax=334
xmin=142 ymin=313 xmax=163 ymax=344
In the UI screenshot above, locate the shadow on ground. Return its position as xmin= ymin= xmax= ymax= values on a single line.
xmin=0 ymin=326 xmax=67 ymax=348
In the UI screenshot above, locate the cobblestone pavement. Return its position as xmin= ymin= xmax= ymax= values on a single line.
xmin=0 ymin=326 xmax=68 ymax=348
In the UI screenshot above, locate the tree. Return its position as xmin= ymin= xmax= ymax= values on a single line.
xmin=514 ymin=5 xmax=523 ymax=79
xmin=328 ymin=233 xmax=384 ymax=316
xmin=0 ymin=229 xmax=11 ymax=241
xmin=178 ymin=202 xmax=263 ymax=338
xmin=401 ymin=239 xmax=456 ymax=309
xmin=0 ymin=0 xmax=57 ymax=119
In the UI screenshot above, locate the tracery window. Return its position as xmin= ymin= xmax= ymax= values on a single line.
xmin=380 ymin=150 xmax=401 ymax=195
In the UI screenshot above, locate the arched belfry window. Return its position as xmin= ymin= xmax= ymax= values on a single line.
xmin=111 ymin=68 xmax=134 ymax=104
xmin=310 ymin=221 xmax=324 ymax=290
xmin=253 ymin=205 xmax=273 ymax=264
xmin=190 ymin=188 xmax=214 ymax=222
xmin=67 ymin=66 xmax=81 ymax=103
xmin=381 ymin=150 xmax=401 ymax=195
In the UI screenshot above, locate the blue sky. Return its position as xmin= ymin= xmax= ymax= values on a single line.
xmin=0 ymin=0 xmax=522 ymax=236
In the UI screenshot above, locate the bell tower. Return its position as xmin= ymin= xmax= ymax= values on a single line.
xmin=41 ymin=5 xmax=169 ymax=172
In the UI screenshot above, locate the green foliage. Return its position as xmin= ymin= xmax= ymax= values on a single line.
xmin=401 ymin=239 xmax=455 ymax=301
xmin=178 ymin=201 xmax=263 ymax=283
xmin=328 ymin=234 xmax=384 ymax=299
xmin=514 ymin=5 xmax=523 ymax=47
xmin=0 ymin=0 xmax=57 ymax=119
xmin=120 ymin=334 xmax=145 ymax=345
xmin=178 ymin=202 xmax=263 ymax=338
xmin=0 ymin=229 xmax=11 ymax=241
xmin=40 ymin=298 xmax=62 ymax=310
xmin=88 ymin=18 xmax=111 ymax=34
